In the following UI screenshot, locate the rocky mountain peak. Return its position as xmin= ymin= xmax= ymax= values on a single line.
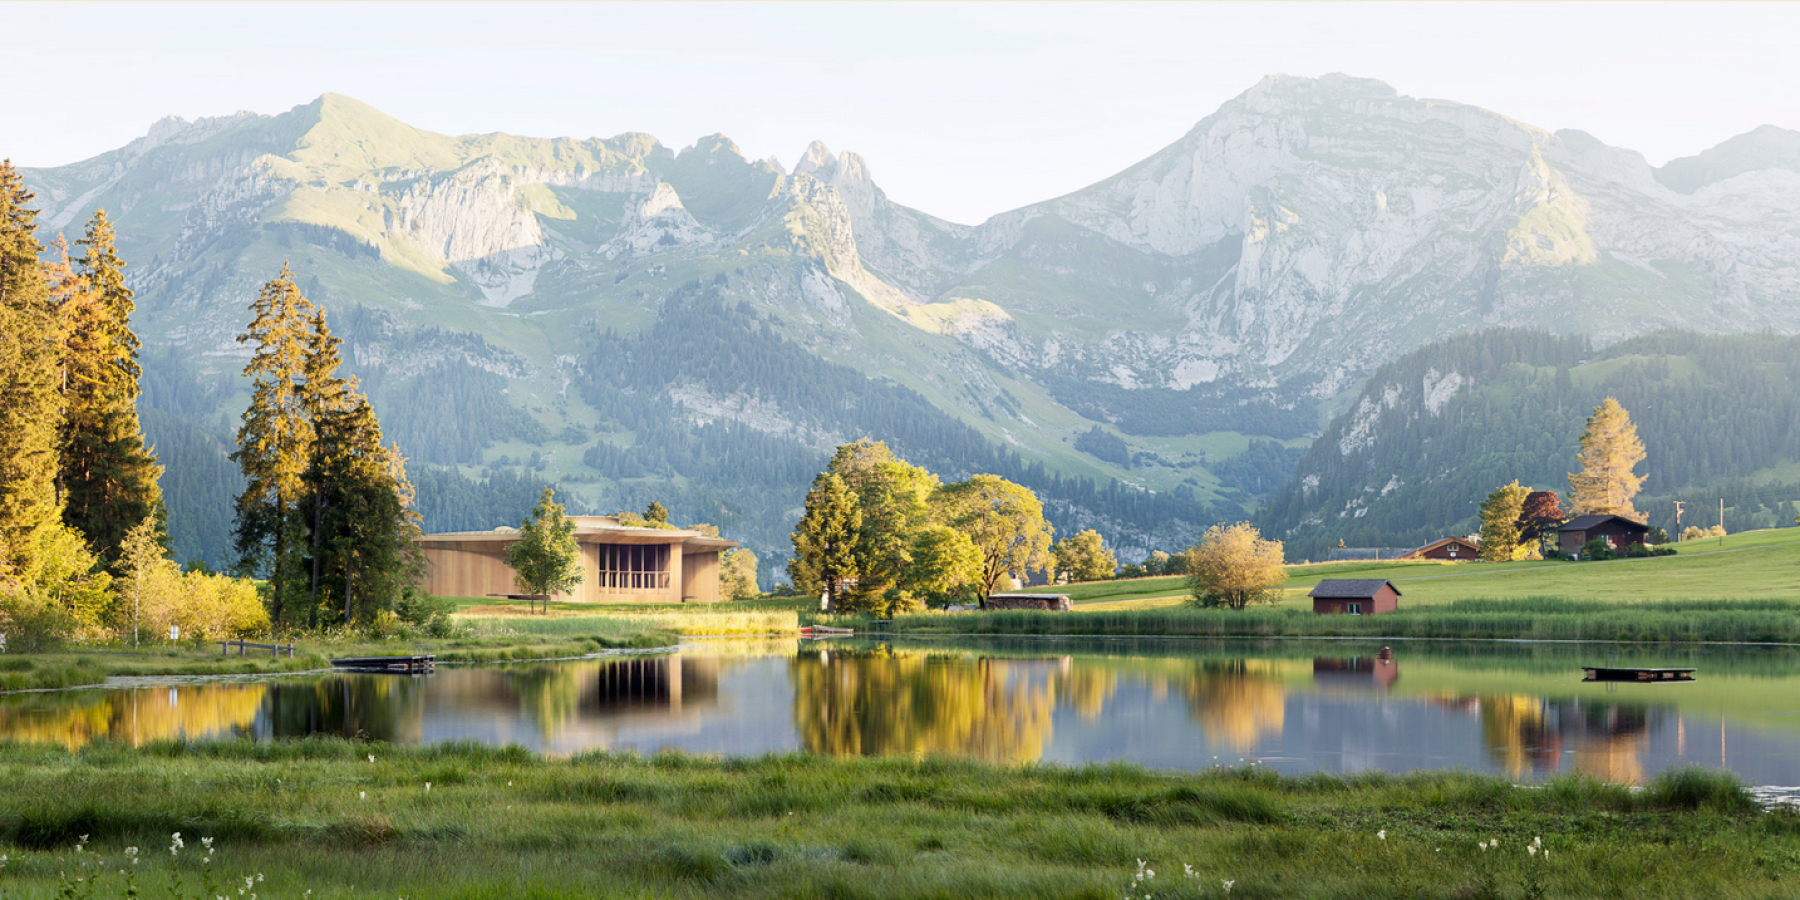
xmin=1656 ymin=124 xmax=1800 ymax=193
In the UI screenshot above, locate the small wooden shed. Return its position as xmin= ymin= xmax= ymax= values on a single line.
xmin=1309 ymin=579 xmax=1401 ymax=616
xmin=1404 ymin=536 xmax=1480 ymax=561
xmin=1557 ymin=515 xmax=1650 ymax=555
xmin=986 ymin=593 xmax=1073 ymax=611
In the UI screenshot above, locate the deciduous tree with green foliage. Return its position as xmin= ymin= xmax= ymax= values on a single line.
xmin=826 ymin=439 xmax=939 ymax=613
xmin=719 ymin=547 xmax=760 ymax=601
xmin=904 ymin=524 xmax=984 ymax=608
xmin=1051 ymin=529 xmax=1117 ymax=583
xmin=505 ymin=488 xmax=582 ymax=614
xmin=1568 ymin=397 xmax=1647 ymax=519
xmin=1478 ymin=481 xmax=1533 ymax=561
xmin=932 ymin=473 xmax=1053 ymax=606
xmin=1184 ymin=522 xmax=1285 ymax=610
xmin=788 ymin=472 xmax=862 ymax=612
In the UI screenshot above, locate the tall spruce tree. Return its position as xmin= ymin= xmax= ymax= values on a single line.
xmin=299 ymin=307 xmax=421 ymax=626
xmin=788 ymin=471 xmax=862 ymax=612
xmin=1568 ymin=398 xmax=1648 ymax=519
xmin=56 ymin=213 xmax=163 ymax=566
xmin=0 ymin=161 xmax=63 ymax=583
xmin=232 ymin=265 xmax=317 ymax=624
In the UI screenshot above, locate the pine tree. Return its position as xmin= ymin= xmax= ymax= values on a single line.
xmin=1568 ymin=398 xmax=1647 ymax=519
xmin=788 ymin=471 xmax=862 ymax=612
xmin=232 ymin=265 xmax=317 ymax=624
xmin=0 ymin=161 xmax=63 ymax=583
xmin=56 ymin=213 xmax=163 ymax=567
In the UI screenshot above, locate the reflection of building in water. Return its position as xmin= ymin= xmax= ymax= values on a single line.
xmin=503 ymin=656 xmax=722 ymax=742
xmin=1311 ymin=657 xmax=1399 ymax=692
xmin=1184 ymin=661 xmax=1286 ymax=751
xmin=789 ymin=649 xmax=1054 ymax=762
xmin=1476 ymin=694 xmax=1656 ymax=782
xmin=0 ymin=684 xmax=266 ymax=749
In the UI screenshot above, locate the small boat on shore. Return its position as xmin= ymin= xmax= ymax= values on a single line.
xmin=1583 ymin=665 xmax=1695 ymax=683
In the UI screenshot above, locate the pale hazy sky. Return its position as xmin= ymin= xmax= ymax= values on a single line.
xmin=7 ymin=2 xmax=1797 ymax=224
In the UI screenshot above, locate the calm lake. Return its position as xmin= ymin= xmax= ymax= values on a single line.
xmin=6 ymin=637 xmax=1800 ymax=786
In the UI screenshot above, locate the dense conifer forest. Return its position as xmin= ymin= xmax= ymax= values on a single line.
xmin=1258 ymin=329 xmax=1800 ymax=560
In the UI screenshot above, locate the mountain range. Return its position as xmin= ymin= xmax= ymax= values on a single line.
xmin=19 ymin=73 xmax=1800 ymax=570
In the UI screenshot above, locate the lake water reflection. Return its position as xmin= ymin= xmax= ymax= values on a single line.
xmin=5 ymin=637 xmax=1799 ymax=785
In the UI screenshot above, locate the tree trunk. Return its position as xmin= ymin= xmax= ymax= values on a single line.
xmin=308 ymin=488 xmax=323 ymax=630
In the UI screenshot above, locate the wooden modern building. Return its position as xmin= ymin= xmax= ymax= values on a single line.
xmin=1557 ymin=515 xmax=1650 ymax=555
xmin=1309 ymin=579 xmax=1401 ymax=615
xmin=1404 ymin=536 xmax=1481 ymax=561
xmin=415 ymin=516 xmax=738 ymax=604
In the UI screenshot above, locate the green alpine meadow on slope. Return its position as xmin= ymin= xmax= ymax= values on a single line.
xmin=0 ymin=740 xmax=1794 ymax=899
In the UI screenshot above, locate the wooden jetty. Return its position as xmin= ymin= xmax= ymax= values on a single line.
xmin=329 ymin=654 xmax=436 ymax=674
xmin=801 ymin=625 xmax=854 ymax=637
xmin=1583 ymin=665 xmax=1695 ymax=683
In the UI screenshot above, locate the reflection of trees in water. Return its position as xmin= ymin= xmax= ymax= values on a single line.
xmin=1183 ymin=661 xmax=1286 ymax=752
xmin=264 ymin=677 xmax=424 ymax=743
xmin=1055 ymin=663 xmax=1117 ymax=721
xmin=790 ymin=649 xmax=1054 ymax=762
xmin=0 ymin=685 xmax=266 ymax=749
xmin=1476 ymin=694 xmax=1655 ymax=782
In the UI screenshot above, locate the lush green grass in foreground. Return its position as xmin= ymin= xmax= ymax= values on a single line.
xmin=0 ymin=739 xmax=1792 ymax=899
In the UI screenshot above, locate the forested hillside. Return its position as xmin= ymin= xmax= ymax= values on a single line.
xmin=1258 ymin=330 xmax=1800 ymax=560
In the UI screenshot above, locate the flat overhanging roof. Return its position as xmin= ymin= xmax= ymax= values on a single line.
xmin=417 ymin=527 xmax=738 ymax=551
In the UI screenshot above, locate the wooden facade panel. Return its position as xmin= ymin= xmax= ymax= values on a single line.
xmin=420 ymin=545 xmax=521 ymax=599
xmin=681 ymin=551 xmax=720 ymax=604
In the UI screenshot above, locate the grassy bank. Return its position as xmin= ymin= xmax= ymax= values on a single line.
xmin=877 ymin=596 xmax=1800 ymax=643
xmin=0 ymin=739 xmax=1791 ymax=899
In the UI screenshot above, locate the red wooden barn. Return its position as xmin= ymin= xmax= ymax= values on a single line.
xmin=1404 ymin=536 xmax=1480 ymax=561
xmin=1309 ymin=579 xmax=1401 ymax=615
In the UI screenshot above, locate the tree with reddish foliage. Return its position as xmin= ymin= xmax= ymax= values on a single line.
xmin=1517 ymin=490 xmax=1566 ymax=550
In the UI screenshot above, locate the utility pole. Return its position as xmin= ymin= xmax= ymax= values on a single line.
xmin=1673 ymin=500 xmax=1684 ymax=541
xmin=1719 ymin=498 xmax=1726 ymax=547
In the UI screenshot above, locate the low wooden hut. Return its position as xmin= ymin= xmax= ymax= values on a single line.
xmin=986 ymin=593 xmax=1073 ymax=611
xmin=1309 ymin=579 xmax=1401 ymax=616
xmin=1557 ymin=515 xmax=1650 ymax=555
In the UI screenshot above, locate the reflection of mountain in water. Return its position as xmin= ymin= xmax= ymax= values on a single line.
xmin=0 ymin=684 xmax=266 ymax=749
xmin=1478 ymin=694 xmax=1657 ymax=782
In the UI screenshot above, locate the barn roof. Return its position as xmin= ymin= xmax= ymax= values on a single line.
xmin=1309 ymin=579 xmax=1401 ymax=599
xmin=1559 ymin=514 xmax=1649 ymax=532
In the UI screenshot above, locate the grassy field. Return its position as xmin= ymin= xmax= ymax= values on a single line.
xmin=0 ymin=739 xmax=1792 ymax=899
xmin=1070 ymin=527 xmax=1800 ymax=613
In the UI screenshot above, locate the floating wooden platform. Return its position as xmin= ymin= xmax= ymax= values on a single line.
xmin=801 ymin=625 xmax=854 ymax=637
xmin=330 ymin=654 xmax=436 ymax=674
xmin=1583 ymin=666 xmax=1695 ymax=683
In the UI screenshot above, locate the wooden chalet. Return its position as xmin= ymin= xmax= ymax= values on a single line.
xmin=415 ymin=516 xmax=738 ymax=604
xmin=1404 ymin=536 xmax=1480 ymax=561
xmin=1557 ymin=515 xmax=1650 ymax=555
xmin=1309 ymin=579 xmax=1401 ymax=616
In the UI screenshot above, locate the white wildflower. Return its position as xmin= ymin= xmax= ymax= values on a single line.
xmin=368 ymin=754 xmax=375 ymax=763
xmin=1223 ymin=879 xmax=1236 ymax=895
xmin=425 ymin=782 xmax=431 ymax=792
xmin=1529 ymin=845 xmax=1537 ymax=856
xmin=1377 ymin=829 xmax=1387 ymax=841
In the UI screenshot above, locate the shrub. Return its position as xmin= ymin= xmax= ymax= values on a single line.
xmin=1580 ymin=538 xmax=1615 ymax=561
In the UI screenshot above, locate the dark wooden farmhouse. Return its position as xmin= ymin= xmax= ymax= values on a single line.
xmin=1557 ymin=515 xmax=1650 ymax=555
xmin=1309 ymin=579 xmax=1401 ymax=615
xmin=1404 ymin=536 xmax=1480 ymax=561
